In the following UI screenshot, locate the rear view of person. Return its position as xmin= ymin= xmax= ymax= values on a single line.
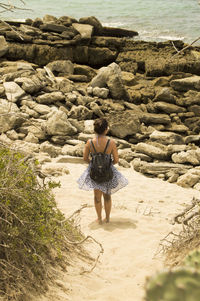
xmin=77 ymin=118 xmax=128 ymax=224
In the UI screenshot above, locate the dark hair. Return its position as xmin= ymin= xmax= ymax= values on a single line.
xmin=94 ymin=118 xmax=108 ymax=135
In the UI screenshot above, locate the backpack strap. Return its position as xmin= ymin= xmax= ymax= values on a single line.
xmin=90 ymin=140 xmax=97 ymax=154
xmin=90 ymin=139 xmax=110 ymax=154
xmin=103 ymin=139 xmax=110 ymax=154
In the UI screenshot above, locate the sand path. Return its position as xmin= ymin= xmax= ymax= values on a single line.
xmin=38 ymin=162 xmax=200 ymax=301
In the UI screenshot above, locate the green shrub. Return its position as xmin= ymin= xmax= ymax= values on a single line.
xmin=0 ymin=147 xmax=82 ymax=300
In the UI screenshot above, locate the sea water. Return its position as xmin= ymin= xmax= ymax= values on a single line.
xmin=1 ymin=0 xmax=200 ymax=44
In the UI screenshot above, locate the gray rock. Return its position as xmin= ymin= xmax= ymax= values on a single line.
xmin=172 ymin=149 xmax=200 ymax=165
xmin=149 ymin=130 xmax=184 ymax=145
xmin=68 ymin=105 xmax=93 ymax=120
xmin=107 ymin=73 xmax=130 ymax=100
xmin=72 ymin=23 xmax=93 ymax=40
xmin=3 ymin=81 xmax=25 ymax=102
xmin=46 ymin=60 xmax=74 ymax=75
xmin=13 ymin=140 xmax=40 ymax=154
xmin=165 ymin=122 xmax=189 ymax=133
xmin=184 ymin=135 xmax=200 ymax=144
xmin=79 ymin=16 xmax=103 ymax=35
xmin=84 ymin=120 xmax=94 ymax=134
xmin=170 ymin=76 xmax=200 ymax=92
xmin=92 ymin=87 xmax=109 ymax=98
xmin=62 ymin=143 xmax=84 ymax=157
xmin=46 ymin=110 xmax=77 ymax=136
xmin=177 ymin=170 xmax=200 ymax=188
xmin=135 ymin=142 xmax=170 ymax=160
xmin=154 ymin=87 xmax=176 ymax=103
xmin=24 ymin=132 xmax=39 ymax=144
xmin=118 ymin=158 xmax=130 ymax=168
xmin=6 ymin=129 xmax=19 ymax=140
xmin=0 ymin=99 xmax=24 ymax=133
xmin=15 ymin=75 xmax=44 ymax=94
xmin=40 ymin=23 xmax=67 ymax=33
xmin=74 ymin=64 xmax=96 ymax=81
xmin=109 ymin=110 xmax=140 ymax=138
xmin=40 ymin=141 xmax=62 ymax=157
xmin=43 ymin=14 xmax=58 ymax=23
xmin=42 ymin=163 xmax=70 ymax=176
xmin=36 ymin=91 xmax=65 ymax=104
xmin=121 ymin=71 xmax=138 ymax=86
xmin=132 ymin=158 xmax=190 ymax=176
xmin=34 ymin=104 xmax=51 ymax=115
xmin=140 ymin=112 xmax=171 ymax=125
xmin=153 ymin=101 xmax=186 ymax=114
xmin=90 ymin=62 xmax=121 ymax=88
xmin=118 ymin=148 xmax=136 ymax=162
xmin=89 ymin=102 xmax=104 ymax=117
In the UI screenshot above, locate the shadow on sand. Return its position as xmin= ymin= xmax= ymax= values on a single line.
xmin=89 ymin=217 xmax=137 ymax=232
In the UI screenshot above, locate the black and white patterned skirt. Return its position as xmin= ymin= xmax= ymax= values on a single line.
xmin=77 ymin=163 xmax=128 ymax=195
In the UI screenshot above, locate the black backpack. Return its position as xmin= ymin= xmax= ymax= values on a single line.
xmin=90 ymin=139 xmax=113 ymax=183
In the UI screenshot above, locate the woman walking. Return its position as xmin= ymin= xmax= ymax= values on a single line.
xmin=77 ymin=118 xmax=128 ymax=224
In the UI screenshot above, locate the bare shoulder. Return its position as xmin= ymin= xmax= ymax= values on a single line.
xmin=85 ymin=139 xmax=91 ymax=148
xmin=109 ymin=138 xmax=117 ymax=148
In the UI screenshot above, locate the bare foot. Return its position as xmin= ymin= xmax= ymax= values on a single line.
xmin=97 ymin=218 xmax=102 ymax=225
xmin=103 ymin=218 xmax=110 ymax=223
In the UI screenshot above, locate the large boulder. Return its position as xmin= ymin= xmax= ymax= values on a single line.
xmin=45 ymin=110 xmax=77 ymax=136
xmin=0 ymin=99 xmax=25 ymax=133
xmin=170 ymin=76 xmax=200 ymax=92
xmin=79 ymin=16 xmax=103 ymax=35
xmin=3 ymin=81 xmax=25 ymax=102
xmin=90 ymin=62 xmax=130 ymax=100
xmin=107 ymin=73 xmax=130 ymax=100
xmin=140 ymin=112 xmax=171 ymax=125
xmin=135 ymin=142 xmax=170 ymax=160
xmin=149 ymin=130 xmax=184 ymax=145
xmin=15 ymin=75 xmax=45 ymax=94
xmin=108 ymin=110 xmax=141 ymax=138
xmin=72 ymin=23 xmax=93 ymax=40
xmin=90 ymin=62 xmax=121 ymax=88
xmin=153 ymin=101 xmax=186 ymax=114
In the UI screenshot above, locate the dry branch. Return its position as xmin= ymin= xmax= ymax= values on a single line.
xmin=64 ymin=234 xmax=104 ymax=274
xmin=171 ymin=36 xmax=200 ymax=58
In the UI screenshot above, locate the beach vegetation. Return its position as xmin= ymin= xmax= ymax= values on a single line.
xmin=0 ymin=145 xmax=84 ymax=300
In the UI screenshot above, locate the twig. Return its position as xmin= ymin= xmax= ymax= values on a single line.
xmin=64 ymin=235 xmax=104 ymax=274
xmin=171 ymin=41 xmax=179 ymax=53
xmin=0 ymin=19 xmax=24 ymax=40
xmin=67 ymin=204 xmax=89 ymax=220
xmin=171 ymin=36 xmax=200 ymax=58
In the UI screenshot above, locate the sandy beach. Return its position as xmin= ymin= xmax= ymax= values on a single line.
xmin=37 ymin=161 xmax=200 ymax=301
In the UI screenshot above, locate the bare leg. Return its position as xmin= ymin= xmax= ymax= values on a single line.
xmin=103 ymin=193 xmax=111 ymax=223
xmin=94 ymin=189 xmax=103 ymax=224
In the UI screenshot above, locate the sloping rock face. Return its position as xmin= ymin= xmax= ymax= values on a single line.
xmin=1 ymin=14 xmax=200 ymax=187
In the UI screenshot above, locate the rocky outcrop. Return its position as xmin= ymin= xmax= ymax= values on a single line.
xmin=1 ymin=14 xmax=200 ymax=187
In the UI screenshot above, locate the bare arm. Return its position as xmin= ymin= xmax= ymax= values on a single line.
xmin=83 ymin=140 xmax=91 ymax=163
xmin=111 ymin=140 xmax=119 ymax=165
